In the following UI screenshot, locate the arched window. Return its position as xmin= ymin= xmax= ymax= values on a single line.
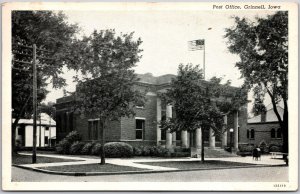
xmin=271 ymin=128 xmax=276 ymax=138
xmin=277 ymin=128 xmax=282 ymax=138
xmin=250 ymin=129 xmax=255 ymax=139
xmin=246 ymin=130 xmax=249 ymax=139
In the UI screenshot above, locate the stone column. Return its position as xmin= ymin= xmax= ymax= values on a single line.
xmin=166 ymin=104 xmax=173 ymax=149
xmin=222 ymin=114 xmax=228 ymax=148
xmin=172 ymin=132 xmax=176 ymax=146
xmin=209 ymin=128 xmax=215 ymax=149
xmin=234 ymin=110 xmax=239 ymax=151
xmin=156 ymin=97 xmax=162 ymax=145
xmin=187 ymin=132 xmax=190 ymax=148
xmin=181 ymin=130 xmax=188 ymax=148
xmin=195 ymin=128 xmax=202 ymax=149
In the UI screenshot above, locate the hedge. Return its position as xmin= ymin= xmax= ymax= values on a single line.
xmin=81 ymin=142 xmax=95 ymax=155
xmin=91 ymin=143 xmax=102 ymax=155
xmin=133 ymin=146 xmax=170 ymax=157
xmin=70 ymin=141 xmax=85 ymax=155
xmin=104 ymin=142 xmax=133 ymax=158
xmin=55 ymin=131 xmax=82 ymax=154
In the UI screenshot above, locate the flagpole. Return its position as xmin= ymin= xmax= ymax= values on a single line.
xmin=203 ymin=40 xmax=205 ymax=80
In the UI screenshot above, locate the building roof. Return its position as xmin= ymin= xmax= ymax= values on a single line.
xmin=13 ymin=113 xmax=56 ymax=126
xmin=248 ymin=105 xmax=283 ymax=123
xmin=137 ymin=73 xmax=176 ymax=85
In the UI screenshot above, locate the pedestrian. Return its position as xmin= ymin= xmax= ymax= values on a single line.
xmin=252 ymin=146 xmax=261 ymax=161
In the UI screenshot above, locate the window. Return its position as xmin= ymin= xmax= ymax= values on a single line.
xmin=45 ymin=127 xmax=49 ymax=131
xmin=63 ymin=113 xmax=67 ymax=132
xmin=161 ymin=130 xmax=166 ymax=140
xmin=136 ymin=119 xmax=145 ymax=140
xmin=271 ymin=128 xmax=276 ymax=138
xmin=44 ymin=136 xmax=49 ymax=144
xmin=69 ymin=112 xmax=74 ymax=131
xmin=277 ymin=128 xmax=282 ymax=138
xmin=250 ymin=129 xmax=255 ymax=139
xmin=88 ymin=120 xmax=99 ymax=140
xmin=246 ymin=130 xmax=249 ymax=139
xmin=176 ymin=131 xmax=181 ymax=141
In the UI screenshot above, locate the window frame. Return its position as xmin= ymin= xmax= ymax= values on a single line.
xmin=88 ymin=118 xmax=100 ymax=140
xmin=250 ymin=129 xmax=255 ymax=139
xmin=135 ymin=118 xmax=145 ymax=140
xmin=271 ymin=128 xmax=276 ymax=139
xmin=277 ymin=128 xmax=282 ymax=139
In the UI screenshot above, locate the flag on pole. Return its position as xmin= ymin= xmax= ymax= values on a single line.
xmin=188 ymin=39 xmax=205 ymax=51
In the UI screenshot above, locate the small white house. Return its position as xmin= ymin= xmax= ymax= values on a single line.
xmin=13 ymin=113 xmax=56 ymax=147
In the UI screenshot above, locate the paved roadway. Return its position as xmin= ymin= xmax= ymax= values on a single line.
xmin=12 ymin=166 xmax=288 ymax=182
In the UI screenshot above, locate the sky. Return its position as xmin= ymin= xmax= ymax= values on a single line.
xmin=44 ymin=10 xmax=276 ymax=110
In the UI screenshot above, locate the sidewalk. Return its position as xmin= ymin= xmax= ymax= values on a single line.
xmin=15 ymin=152 xmax=286 ymax=176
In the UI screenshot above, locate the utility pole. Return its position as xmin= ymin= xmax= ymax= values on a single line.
xmin=32 ymin=44 xmax=37 ymax=164
xmin=12 ymin=42 xmax=53 ymax=162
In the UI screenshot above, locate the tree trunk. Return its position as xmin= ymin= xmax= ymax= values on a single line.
xmin=100 ymin=118 xmax=106 ymax=165
xmin=282 ymin=99 xmax=288 ymax=157
xmin=12 ymin=118 xmax=20 ymax=156
xmin=201 ymin=127 xmax=205 ymax=163
xmin=267 ymin=89 xmax=288 ymax=157
xmin=12 ymin=95 xmax=32 ymax=156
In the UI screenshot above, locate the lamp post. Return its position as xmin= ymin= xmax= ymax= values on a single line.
xmin=229 ymin=128 xmax=234 ymax=153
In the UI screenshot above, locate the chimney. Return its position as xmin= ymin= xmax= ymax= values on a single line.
xmin=261 ymin=110 xmax=267 ymax=122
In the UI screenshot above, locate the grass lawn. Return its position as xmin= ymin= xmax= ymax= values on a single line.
xmin=12 ymin=154 xmax=82 ymax=165
xmin=137 ymin=160 xmax=257 ymax=170
xmin=40 ymin=163 xmax=146 ymax=172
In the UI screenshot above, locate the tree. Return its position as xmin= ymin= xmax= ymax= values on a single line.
xmin=74 ymin=29 xmax=145 ymax=164
xmin=160 ymin=64 xmax=247 ymax=162
xmin=12 ymin=11 xmax=79 ymax=154
xmin=225 ymin=11 xmax=288 ymax=155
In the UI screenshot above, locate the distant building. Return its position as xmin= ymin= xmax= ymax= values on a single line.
xmin=13 ymin=113 xmax=56 ymax=147
xmin=245 ymin=104 xmax=283 ymax=147
xmin=55 ymin=73 xmax=247 ymax=152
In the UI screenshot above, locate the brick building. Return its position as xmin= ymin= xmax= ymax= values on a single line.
xmin=245 ymin=104 xmax=283 ymax=147
xmin=55 ymin=73 xmax=247 ymax=151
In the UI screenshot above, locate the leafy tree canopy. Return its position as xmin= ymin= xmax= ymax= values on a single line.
xmin=225 ymin=11 xmax=288 ymax=113
xmin=74 ymin=29 xmax=146 ymax=121
xmin=12 ymin=11 xmax=79 ymax=119
xmin=12 ymin=11 xmax=79 ymax=154
xmin=225 ymin=11 xmax=288 ymax=153
xmin=160 ymin=64 xmax=247 ymax=135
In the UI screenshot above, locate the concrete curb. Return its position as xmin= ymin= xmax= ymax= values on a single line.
xmin=12 ymin=163 xmax=287 ymax=177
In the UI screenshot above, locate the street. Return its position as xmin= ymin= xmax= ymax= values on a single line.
xmin=12 ymin=166 xmax=288 ymax=182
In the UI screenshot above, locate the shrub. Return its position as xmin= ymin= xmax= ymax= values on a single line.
xmin=133 ymin=146 xmax=143 ymax=156
xmin=55 ymin=131 xmax=82 ymax=154
xmin=149 ymin=146 xmax=158 ymax=156
xmin=141 ymin=146 xmax=151 ymax=156
xmin=133 ymin=146 xmax=170 ymax=157
xmin=238 ymin=144 xmax=254 ymax=152
xmin=80 ymin=142 xmax=95 ymax=155
xmin=91 ymin=143 xmax=102 ymax=155
xmin=65 ymin=131 xmax=81 ymax=143
xmin=104 ymin=142 xmax=133 ymax=158
xmin=55 ymin=139 xmax=71 ymax=154
xmin=70 ymin=141 xmax=85 ymax=155
xmin=269 ymin=145 xmax=283 ymax=152
xmin=157 ymin=147 xmax=170 ymax=157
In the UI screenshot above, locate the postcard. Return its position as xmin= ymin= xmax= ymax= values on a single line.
xmin=2 ymin=2 xmax=298 ymax=191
